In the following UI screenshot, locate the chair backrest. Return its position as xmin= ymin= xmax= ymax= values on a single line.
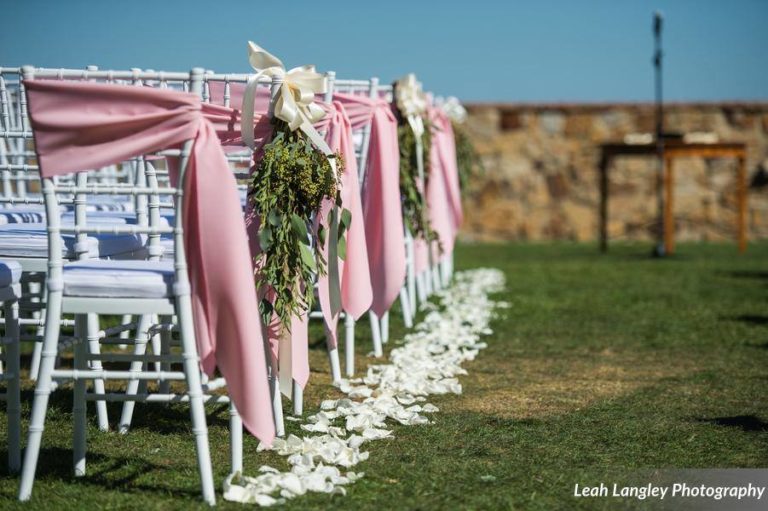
xmin=22 ymin=67 xmax=203 ymax=290
xmin=333 ymin=77 xmax=380 ymax=186
xmin=17 ymin=67 xmax=196 ymax=261
xmin=1 ymin=67 xmax=38 ymax=201
xmin=1 ymin=66 xmax=172 ymax=218
xmin=201 ymin=71 xmax=274 ymax=204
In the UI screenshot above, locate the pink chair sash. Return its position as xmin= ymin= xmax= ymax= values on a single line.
xmin=406 ymin=104 xmax=465 ymax=272
xmin=24 ymin=80 xmax=275 ymax=445
xmin=334 ymin=92 xmax=406 ymax=316
xmin=314 ymin=101 xmax=373 ymax=349
xmin=427 ymin=106 xmax=463 ymax=259
xmin=430 ymin=106 xmax=463 ymax=247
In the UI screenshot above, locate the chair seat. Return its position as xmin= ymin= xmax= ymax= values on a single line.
xmin=63 ymin=260 xmax=174 ymax=298
xmin=1 ymin=195 xmax=135 ymax=213
xmin=0 ymin=259 xmax=22 ymax=287
xmin=61 ymin=211 xmax=173 ymax=226
xmin=0 ymin=206 xmax=174 ymax=227
xmin=159 ymin=235 xmax=175 ymax=258
xmin=85 ymin=195 xmax=135 ymax=212
xmin=0 ymin=225 xmax=146 ymax=259
xmin=0 ymin=208 xmax=46 ymax=225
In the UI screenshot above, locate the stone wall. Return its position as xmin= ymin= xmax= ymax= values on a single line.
xmin=461 ymin=102 xmax=768 ymax=243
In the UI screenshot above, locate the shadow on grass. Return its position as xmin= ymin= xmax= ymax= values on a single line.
xmin=726 ymin=314 xmax=768 ymax=326
xmin=18 ymin=388 xmax=231 ymax=435
xmin=0 ymin=447 xmax=201 ymax=502
xmin=721 ymin=270 xmax=768 ymax=281
xmin=696 ymin=415 xmax=768 ymax=432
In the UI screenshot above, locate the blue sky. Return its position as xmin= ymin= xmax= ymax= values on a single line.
xmin=2 ymin=0 xmax=766 ymax=102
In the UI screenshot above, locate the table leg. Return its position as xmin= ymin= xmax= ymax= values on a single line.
xmin=737 ymin=156 xmax=747 ymax=253
xmin=599 ymin=156 xmax=608 ymax=252
xmin=663 ymin=156 xmax=675 ymax=255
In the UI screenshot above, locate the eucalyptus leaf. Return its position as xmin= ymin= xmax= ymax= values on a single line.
xmin=337 ymin=235 xmax=347 ymax=261
xmin=299 ymin=243 xmax=317 ymax=273
xmin=259 ymin=226 xmax=272 ymax=251
xmin=267 ymin=210 xmax=281 ymax=227
xmin=259 ymin=298 xmax=273 ymax=324
xmin=318 ymin=224 xmax=327 ymax=246
xmin=340 ymin=208 xmax=352 ymax=229
xmin=290 ymin=214 xmax=309 ymax=242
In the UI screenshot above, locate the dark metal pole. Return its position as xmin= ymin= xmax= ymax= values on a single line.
xmin=653 ymin=11 xmax=666 ymax=257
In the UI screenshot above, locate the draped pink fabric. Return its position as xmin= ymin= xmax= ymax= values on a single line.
xmin=208 ymin=83 xmax=374 ymax=388
xmin=334 ymin=93 xmax=406 ymax=316
xmin=410 ymin=104 xmax=464 ymax=272
xmin=24 ymin=80 xmax=275 ymax=445
xmin=204 ymin=82 xmax=272 ymax=150
xmin=426 ymin=105 xmax=463 ymax=259
xmin=314 ymin=101 xmax=373 ymax=348
xmin=430 ymin=106 xmax=463 ymax=248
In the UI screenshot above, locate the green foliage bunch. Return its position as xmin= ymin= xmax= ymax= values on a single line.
xmin=398 ymin=118 xmax=438 ymax=246
xmin=250 ymin=120 xmax=349 ymax=328
xmin=452 ymin=121 xmax=484 ymax=193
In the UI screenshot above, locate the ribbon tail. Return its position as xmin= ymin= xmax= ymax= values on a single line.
xmin=240 ymin=70 xmax=270 ymax=149
xmin=328 ymin=206 xmax=342 ymax=317
xmin=299 ymin=117 xmax=337 ymax=180
xmin=278 ymin=325 xmax=292 ymax=398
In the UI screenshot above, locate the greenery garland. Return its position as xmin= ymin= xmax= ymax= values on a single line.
xmin=397 ymin=117 xmax=439 ymax=247
xmin=249 ymin=119 xmax=349 ymax=329
xmin=452 ymin=121 xmax=484 ymax=194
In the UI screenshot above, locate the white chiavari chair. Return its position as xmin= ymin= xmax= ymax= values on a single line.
xmin=377 ymin=82 xmax=419 ymax=320
xmin=317 ymin=76 xmax=387 ymax=378
xmin=17 ymin=67 xmax=250 ymax=505
xmin=201 ymin=70 xmax=340 ymax=429
xmin=340 ymin=80 xmax=416 ymax=340
xmin=0 ymin=66 xmax=182 ymax=433
xmin=0 ymin=258 xmax=21 ymax=473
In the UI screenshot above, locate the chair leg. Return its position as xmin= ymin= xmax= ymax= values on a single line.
xmin=150 ymin=314 xmax=162 ymax=375
xmin=381 ymin=311 xmax=390 ymax=345
xmin=5 ymin=296 xmax=21 ymax=473
xmin=118 ymin=314 xmax=153 ymax=434
xmin=149 ymin=314 xmax=163 ymax=398
xmin=407 ymin=260 xmax=417 ymax=317
xmin=28 ymin=279 xmax=46 ymax=381
xmin=73 ymin=314 xmax=88 ymax=477
xmin=229 ymin=401 xmax=243 ymax=475
xmin=18 ymin=289 xmax=63 ymax=501
xmin=291 ymin=381 xmax=303 ymax=416
xmin=368 ymin=311 xmax=383 ymax=357
xmin=432 ymin=263 xmax=442 ymax=292
xmin=344 ymin=314 xmax=355 ymax=377
xmin=158 ymin=315 xmax=172 ymax=395
xmin=423 ymin=268 xmax=433 ymax=296
xmin=118 ymin=314 xmax=132 ymax=349
xmin=87 ymin=313 xmax=109 ymax=431
xmin=327 ymin=343 xmax=341 ymax=384
xmin=440 ymin=257 xmax=451 ymax=287
xmin=176 ymin=294 xmax=215 ymax=505
xmin=270 ymin=372 xmax=285 ymax=437
xmin=399 ymin=287 xmax=413 ymax=328
xmin=416 ymin=271 xmax=427 ymax=305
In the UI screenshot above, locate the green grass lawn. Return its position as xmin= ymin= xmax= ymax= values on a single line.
xmin=1 ymin=241 xmax=767 ymax=510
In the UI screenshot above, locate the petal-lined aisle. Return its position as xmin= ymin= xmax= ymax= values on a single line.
xmin=223 ymin=268 xmax=507 ymax=505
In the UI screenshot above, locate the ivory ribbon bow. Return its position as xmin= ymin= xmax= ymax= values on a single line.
xmin=241 ymin=42 xmax=334 ymax=175
xmin=440 ymin=96 xmax=467 ymax=124
xmin=395 ymin=73 xmax=427 ymax=138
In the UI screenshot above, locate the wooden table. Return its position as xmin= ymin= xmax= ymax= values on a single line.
xmin=598 ymin=141 xmax=748 ymax=254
